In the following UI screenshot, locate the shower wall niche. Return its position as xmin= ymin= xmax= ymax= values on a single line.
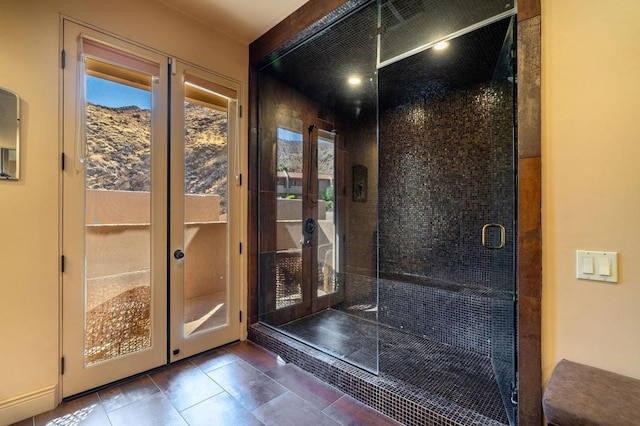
xmin=253 ymin=1 xmax=518 ymax=425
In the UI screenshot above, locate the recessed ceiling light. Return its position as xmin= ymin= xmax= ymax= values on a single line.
xmin=433 ymin=41 xmax=449 ymax=51
xmin=347 ymin=76 xmax=362 ymax=86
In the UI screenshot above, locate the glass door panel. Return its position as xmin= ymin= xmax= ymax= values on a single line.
xmin=62 ymin=21 xmax=168 ymax=397
xmin=489 ymin=17 xmax=518 ymax=425
xmin=169 ymin=64 xmax=241 ymax=360
xmin=84 ymin=63 xmax=153 ymax=365
xmin=257 ymin=1 xmax=379 ymax=374
xmin=316 ymin=130 xmax=337 ymax=298
xmin=275 ymin=119 xmax=304 ymax=309
xmin=182 ymin=95 xmax=229 ymax=336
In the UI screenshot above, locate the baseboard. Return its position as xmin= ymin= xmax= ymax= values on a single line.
xmin=0 ymin=384 xmax=58 ymax=425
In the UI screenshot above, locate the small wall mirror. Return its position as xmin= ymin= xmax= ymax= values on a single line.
xmin=0 ymin=87 xmax=20 ymax=180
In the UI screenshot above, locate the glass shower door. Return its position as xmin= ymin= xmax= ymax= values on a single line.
xmin=487 ymin=16 xmax=518 ymax=425
xmin=376 ymin=1 xmax=517 ymax=422
xmin=257 ymin=1 xmax=380 ymax=374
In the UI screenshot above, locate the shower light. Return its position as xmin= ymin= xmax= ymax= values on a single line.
xmin=347 ymin=76 xmax=362 ymax=86
xmin=433 ymin=41 xmax=449 ymax=51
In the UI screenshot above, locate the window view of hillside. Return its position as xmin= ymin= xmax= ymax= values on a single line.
xmin=85 ymin=101 xmax=228 ymax=213
xmin=83 ymin=72 xmax=231 ymax=364
xmin=86 ymin=103 xmax=152 ymax=191
xmin=84 ymin=74 xmax=154 ymax=365
xmin=184 ymin=102 xmax=228 ymax=214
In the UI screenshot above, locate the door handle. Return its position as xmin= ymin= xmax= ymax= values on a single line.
xmin=482 ymin=224 xmax=506 ymax=250
xmin=174 ymin=249 xmax=185 ymax=259
xmin=304 ymin=218 xmax=316 ymax=234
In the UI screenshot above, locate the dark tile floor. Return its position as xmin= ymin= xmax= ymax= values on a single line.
xmin=11 ymin=341 xmax=400 ymax=426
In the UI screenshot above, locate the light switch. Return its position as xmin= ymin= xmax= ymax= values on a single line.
xmin=576 ymin=250 xmax=619 ymax=283
xmin=582 ymin=257 xmax=595 ymax=274
xmin=598 ymin=257 xmax=611 ymax=276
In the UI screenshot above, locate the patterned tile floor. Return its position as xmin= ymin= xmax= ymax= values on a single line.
xmin=280 ymin=309 xmax=510 ymax=424
xmin=11 ymin=341 xmax=400 ymax=426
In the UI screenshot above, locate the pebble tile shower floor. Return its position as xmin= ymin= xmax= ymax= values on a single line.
xmin=252 ymin=310 xmax=510 ymax=426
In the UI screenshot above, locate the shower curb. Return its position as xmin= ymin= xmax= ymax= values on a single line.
xmin=249 ymin=323 xmax=508 ymax=426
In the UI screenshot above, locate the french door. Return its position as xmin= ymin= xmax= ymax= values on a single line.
xmin=268 ymin=119 xmax=343 ymax=325
xmin=168 ymin=62 xmax=241 ymax=360
xmin=62 ymin=21 xmax=241 ymax=397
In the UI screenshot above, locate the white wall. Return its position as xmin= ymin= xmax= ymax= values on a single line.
xmin=542 ymin=0 xmax=640 ymax=383
xmin=0 ymin=0 xmax=247 ymax=422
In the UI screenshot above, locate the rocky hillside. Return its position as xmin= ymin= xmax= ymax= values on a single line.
xmin=85 ymin=102 xmax=334 ymax=211
xmin=86 ymin=103 xmax=228 ymax=212
xmin=276 ymin=139 xmax=334 ymax=175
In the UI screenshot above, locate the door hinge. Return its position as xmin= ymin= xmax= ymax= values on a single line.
xmin=61 ymin=255 xmax=65 ymax=273
xmin=61 ymin=357 xmax=65 ymax=375
xmin=239 ymin=311 xmax=242 ymax=322
xmin=239 ymin=242 xmax=242 ymax=254
xmin=170 ymin=57 xmax=177 ymax=75
xmin=61 ymin=153 xmax=66 ymax=171
xmin=61 ymin=50 xmax=66 ymax=69
xmin=510 ymin=382 xmax=518 ymax=405
xmin=239 ymin=105 xmax=243 ymax=118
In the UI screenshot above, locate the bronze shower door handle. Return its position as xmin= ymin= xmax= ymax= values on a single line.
xmin=482 ymin=223 xmax=506 ymax=249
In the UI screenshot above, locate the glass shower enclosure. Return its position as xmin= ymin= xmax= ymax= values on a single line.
xmin=257 ymin=1 xmax=518 ymax=423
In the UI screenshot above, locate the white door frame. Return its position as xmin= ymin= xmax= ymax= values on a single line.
xmin=61 ymin=19 xmax=243 ymax=398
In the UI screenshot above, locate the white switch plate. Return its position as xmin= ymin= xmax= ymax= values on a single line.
xmin=576 ymin=250 xmax=618 ymax=283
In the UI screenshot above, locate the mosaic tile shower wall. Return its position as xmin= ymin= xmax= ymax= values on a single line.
xmin=373 ymin=82 xmax=514 ymax=357
xmin=378 ymin=82 xmax=514 ymax=289
xmin=379 ymin=277 xmax=492 ymax=356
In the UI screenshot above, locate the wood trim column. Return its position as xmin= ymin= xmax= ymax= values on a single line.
xmin=517 ymin=0 xmax=543 ymax=424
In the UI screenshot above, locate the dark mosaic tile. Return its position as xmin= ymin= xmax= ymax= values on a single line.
xmin=377 ymin=277 xmax=492 ymax=356
xmin=377 ymin=83 xmax=515 ymax=291
xmin=324 ymin=394 xmax=402 ymax=426
xmin=250 ymin=323 xmax=511 ymax=426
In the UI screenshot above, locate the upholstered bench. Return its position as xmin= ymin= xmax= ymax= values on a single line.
xmin=543 ymin=359 xmax=640 ymax=425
